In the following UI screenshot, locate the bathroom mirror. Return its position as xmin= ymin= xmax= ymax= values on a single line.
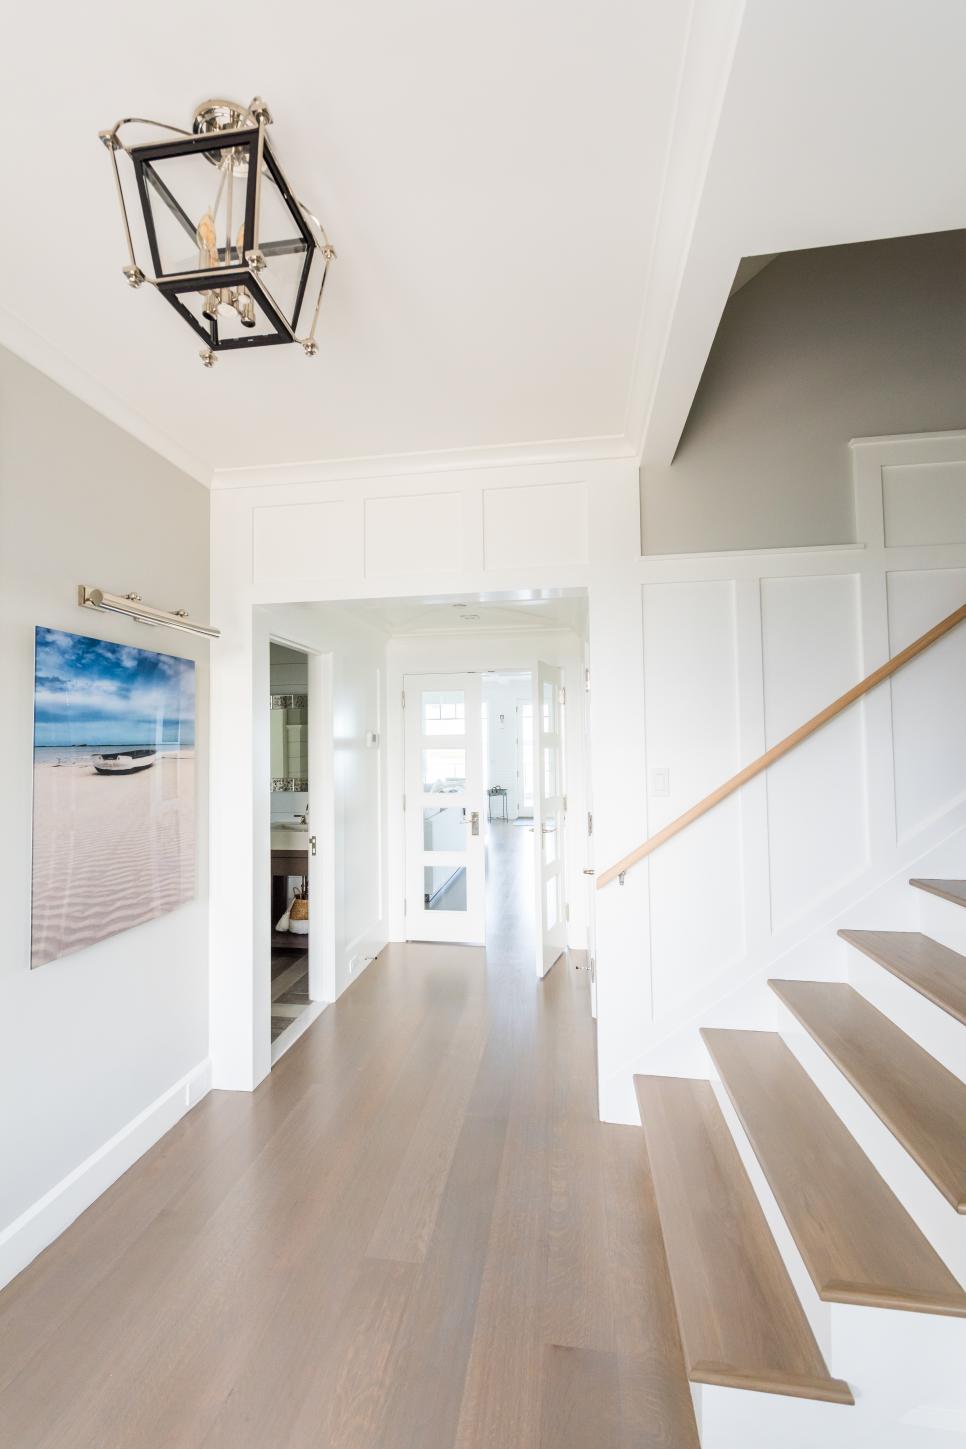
xmin=270 ymin=693 xmax=308 ymax=790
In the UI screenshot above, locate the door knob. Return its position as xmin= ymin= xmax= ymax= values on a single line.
xmin=309 ymin=835 xmax=317 ymax=856
xmin=469 ymin=811 xmax=480 ymax=836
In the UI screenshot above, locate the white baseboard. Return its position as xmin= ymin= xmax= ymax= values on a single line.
xmin=0 ymin=1058 xmax=212 ymax=1292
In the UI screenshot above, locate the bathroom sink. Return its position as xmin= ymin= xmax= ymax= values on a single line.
xmin=271 ymin=826 xmax=309 ymax=850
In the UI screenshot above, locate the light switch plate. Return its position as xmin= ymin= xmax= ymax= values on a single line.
xmin=649 ymin=767 xmax=670 ymax=797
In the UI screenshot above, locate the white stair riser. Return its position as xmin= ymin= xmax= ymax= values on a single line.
xmin=696 ymin=1380 xmax=963 ymax=1449
xmin=845 ymin=948 xmax=966 ymax=1084
xmin=776 ymin=1003 xmax=966 ymax=1282
xmin=693 ymin=1383 xmax=853 ymax=1449
xmin=915 ymin=891 xmax=966 ymax=956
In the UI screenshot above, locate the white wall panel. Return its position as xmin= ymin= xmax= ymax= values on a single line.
xmin=643 ymin=580 xmax=745 ymax=1017
xmin=882 ymin=460 xmax=966 ymax=547
xmin=888 ymin=567 xmax=966 ymax=839
xmin=762 ymin=574 xmax=867 ymax=929
xmin=253 ymin=501 xmax=362 ymax=585
xmin=483 ymin=481 xmax=587 ymax=569
xmin=365 ymin=492 xmax=463 ymax=576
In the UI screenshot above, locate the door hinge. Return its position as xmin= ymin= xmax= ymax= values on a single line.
xmin=562 ymin=794 xmax=568 ymax=813
xmin=401 ymin=689 xmax=406 ymax=710
xmin=402 ymin=793 xmax=406 ymax=812
xmin=584 ymin=667 xmax=591 ymax=693
xmin=403 ymin=898 xmax=407 ymax=915
xmin=587 ymin=811 xmax=593 ymax=836
xmin=558 ymin=685 xmax=566 ymax=706
xmin=565 ymin=903 xmax=570 ymax=922
xmin=589 ymin=955 xmax=596 ymax=983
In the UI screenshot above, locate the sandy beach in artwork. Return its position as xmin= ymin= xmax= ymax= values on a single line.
xmin=30 ymin=752 xmax=195 ymax=968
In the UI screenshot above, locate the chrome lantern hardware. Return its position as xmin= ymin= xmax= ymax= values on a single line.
xmin=99 ymin=97 xmax=336 ymax=365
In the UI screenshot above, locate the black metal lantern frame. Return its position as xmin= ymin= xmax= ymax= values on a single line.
xmin=100 ymin=97 xmax=336 ymax=366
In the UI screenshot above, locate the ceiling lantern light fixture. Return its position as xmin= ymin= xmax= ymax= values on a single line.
xmin=99 ymin=97 xmax=335 ymax=366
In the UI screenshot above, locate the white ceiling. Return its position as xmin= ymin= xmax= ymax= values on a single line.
xmin=3 ymin=1 xmax=965 ymax=485
xmin=0 ymin=1 xmax=691 ymax=481
xmin=336 ymin=593 xmax=587 ymax=637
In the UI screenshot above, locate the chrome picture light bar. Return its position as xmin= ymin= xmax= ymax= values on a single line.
xmin=78 ymin=586 xmax=221 ymax=639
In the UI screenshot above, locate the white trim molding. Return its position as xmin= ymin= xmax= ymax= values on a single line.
xmin=0 ymin=1059 xmax=212 ymax=1291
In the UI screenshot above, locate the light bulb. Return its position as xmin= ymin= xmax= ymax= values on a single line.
xmin=196 ymin=212 xmax=218 ymax=269
xmin=235 ymin=286 xmax=256 ymax=328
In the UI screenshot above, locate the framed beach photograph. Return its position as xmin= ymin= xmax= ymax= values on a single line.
xmin=31 ymin=627 xmax=196 ymax=968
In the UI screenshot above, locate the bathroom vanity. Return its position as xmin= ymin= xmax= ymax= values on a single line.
xmin=271 ymin=821 xmax=309 ymax=950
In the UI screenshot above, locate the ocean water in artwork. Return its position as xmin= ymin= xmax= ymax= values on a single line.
xmin=31 ymin=627 xmax=196 ymax=967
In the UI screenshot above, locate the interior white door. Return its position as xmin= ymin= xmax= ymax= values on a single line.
xmin=405 ymin=672 xmax=485 ymax=944
xmin=533 ymin=661 xmax=568 ymax=976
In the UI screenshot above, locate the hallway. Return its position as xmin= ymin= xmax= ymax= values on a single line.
xmin=0 ymin=830 xmax=697 ymax=1449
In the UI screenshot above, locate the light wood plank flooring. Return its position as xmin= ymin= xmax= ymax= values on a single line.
xmin=0 ymin=823 xmax=697 ymax=1448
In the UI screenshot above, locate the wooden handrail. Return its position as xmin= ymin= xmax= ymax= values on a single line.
xmin=596 ymin=600 xmax=966 ymax=890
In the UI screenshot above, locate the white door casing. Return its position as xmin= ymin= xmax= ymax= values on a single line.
xmin=534 ymin=661 xmax=568 ymax=976
xmin=404 ymin=673 xmax=485 ymax=944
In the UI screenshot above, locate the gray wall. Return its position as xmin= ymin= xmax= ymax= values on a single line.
xmin=0 ymin=346 xmax=210 ymax=1239
xmin=642 ymin=230 xmax=966 ymax=554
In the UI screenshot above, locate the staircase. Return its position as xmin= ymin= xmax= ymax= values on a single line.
xmin=635 ymin=877 xmax=966 ymax=1448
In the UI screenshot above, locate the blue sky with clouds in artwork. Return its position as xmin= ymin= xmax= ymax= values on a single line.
xmin=34 ymin=627 xmax=195 ymax=748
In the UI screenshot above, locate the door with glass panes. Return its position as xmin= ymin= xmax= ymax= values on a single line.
xmin=404 ymin=674 xmax=485 ymax=944
xmin=533 ymin=661 xmax=568 ymax=976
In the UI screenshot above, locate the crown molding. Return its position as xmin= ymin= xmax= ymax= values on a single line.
xmin=0 ymin=307 xmax=213 ymax=488
xmin=209 ymin=433 xmax=635 ymax=490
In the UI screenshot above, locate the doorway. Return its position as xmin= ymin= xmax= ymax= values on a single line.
xmin=404 ymin=662 xmax=570 ymax=976
xmin=265 ymin=637 xmax=334 ymax=1064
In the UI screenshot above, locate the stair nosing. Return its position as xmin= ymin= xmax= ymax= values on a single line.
xmin=770 ymin=977 xmax=966 ymax=1215
xmin=837 ymin=928 xmax=966 ymax=1026
xmin=910 ymin=878 xmax=966 ymax=910
xmin=689 ymin=1359 xmax=853 ymax=1405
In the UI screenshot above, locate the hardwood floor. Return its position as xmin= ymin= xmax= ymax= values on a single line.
xmin=0 ymin=823 xmax=697 ymax=1449
xmin=271 ymin=950 xmax=310 ymax=1042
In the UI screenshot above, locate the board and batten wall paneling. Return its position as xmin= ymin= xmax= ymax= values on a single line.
xmin=482 ymin=481 xmax=588 ymax=569
xmin=364 ymin=492 xmax=464 ymax=576
xmin=888 ymin=567 xmax=966 ymax=841
xmin=761 ymin=574 xmax=868 ymax=931
xmin=253 ymin=501 xmax=363 ymax=586
xmin=642 ymin=580 xmax=745 ymax=1019
xmin=882 ymin=461 xmax=966 ymax=547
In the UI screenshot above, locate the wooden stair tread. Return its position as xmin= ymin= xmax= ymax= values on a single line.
xmin=911 ymin=878 xmax=966 ymax=910
xmin=634 ymin=1074 xmax=853 ymax=1405
xmin=839 ymin=929 xmax=966 ymax=1026
xmin=771 ymin=979 xmax=966 ymax=1214
xmin=702 ymin=1026 xmax=966 ymax=1316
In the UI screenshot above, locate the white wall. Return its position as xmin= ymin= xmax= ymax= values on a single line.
xmin=207 ymin=424 xmax=966 ymax=1126
xmin=606 ymin=430 xmax=966 ymax=1119
xmin=209 ymin=459 xmax=634 ymax=1091
xmin=642 ymin=231 xmax=966 ymax=554
xmin=0 ymin=346 xmax=210 ymax=1286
